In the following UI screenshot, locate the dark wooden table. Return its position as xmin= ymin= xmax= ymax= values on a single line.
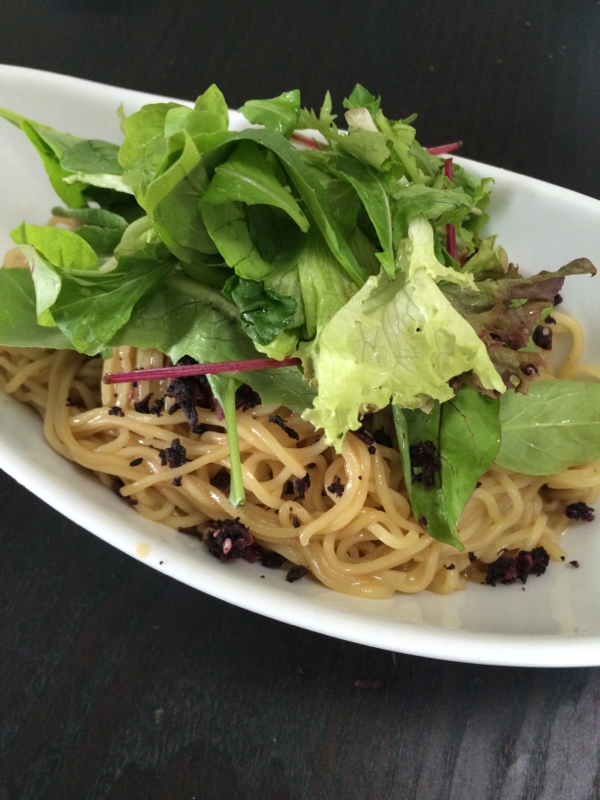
xmin=2 ymin=2 xmax=600 ymax=798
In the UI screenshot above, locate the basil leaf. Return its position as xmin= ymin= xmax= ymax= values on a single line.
xmin=343 ymin=84 xmax=381 ymax=117
xmin=393 ymin=387 xmax=501 ymax=549
xmin=496 ymin=380 xmax=600 ymax=475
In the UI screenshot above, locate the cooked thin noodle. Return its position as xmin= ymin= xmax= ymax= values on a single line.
xmin=1 ymin=311 xmax=598 ymax=597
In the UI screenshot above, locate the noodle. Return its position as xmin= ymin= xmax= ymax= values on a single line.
xmin=2 ymin=315 xmax=599 ymax=598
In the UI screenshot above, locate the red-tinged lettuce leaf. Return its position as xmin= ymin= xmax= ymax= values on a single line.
xmin=442 ymin=258 xmax=596 ymax=392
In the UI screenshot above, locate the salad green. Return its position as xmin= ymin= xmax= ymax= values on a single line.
xmin=1 ymin=83 xmax=598 ymax=550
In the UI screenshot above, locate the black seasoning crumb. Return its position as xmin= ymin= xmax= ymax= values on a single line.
xmin=178 ymin=525 xmax=203 ymax=540
xmin=132 ymin=381 xmax=138 ymax=388
xmin=269 ymin=414 xmax=300 ymax=441
xmin=561 ymin=556 xmax=566 ymax=561
xmin=354 ymin=679 xmax=385 ymax=690
xmin=159 ymin=438 xmax=187 ymax=469
xmin=545 ymin=315 xmax=556 ymax=325
xmin=164 ymin=357 xmax=213 ymax=427
xmin=533 ymin=325 xmax=553 ymax=350
xmin=110 ymin=477 xmax=137 ymax=506
xmin=565 ymin=502 xmax=595 ymax=521
xmin=476 ymin=482 xmax=482 ymax=489
xmin=192 ymin=423 xmax=207 ymax=435
xmin=358 ymin=475 xmax=363 ymax=481
xmin=235 ymin=384 xmax=262 ymax=411
xmin=409 ymin=440 xmax=441 ymax=489
xmin=468 ymin=552 xmax=477 ymax=563
xmin=294 ymin=473 xmax=311 ymax=500
xmin=168 ymin=403 xmax=180 ymax=416
xmin=418 ymin=514 xmax=428 ymax=529
xmin=326 ymin=476 xmax=345 ymax=497
xmin=205 ymin=518 xmax=261 ymax=562
xmin=172 ymin=475 xmax=182 ymax=487
xmin=352 ymin=428 xmax=377 ymax=454
xmin=569 ymin=560 xmax=580 ymax=568
xmin=108 ymin=405 xmax=125 ymax=417
xmin=262 ymin=551 xmax=286 ymax=569
xmin=554 ymin=293 xmax=563 ymax=306
xmin=286 ymin=565 xmax=308 ymax=583
xmin=292 ymin=516 xmax=301 ymax=529
xmin=129 ymin=457 xmax=143 ymax=467
xmin=521 ymin=363 xmax=539 ymax=377
xmin=150 ymin=397 xmax=165 ymax=416
xmin=373 ymin=428 xmax=393 ymax=448
xmin=485 ymin=546 xmax=550 ymax=585
xmin=445 ymin=564 xmax=456 ymax=570
xmin=134 ymin=393 xmax=153 ymax=414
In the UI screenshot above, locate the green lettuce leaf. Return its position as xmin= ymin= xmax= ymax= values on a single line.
xmin=302 ymin=217 xmax=504 ymax=446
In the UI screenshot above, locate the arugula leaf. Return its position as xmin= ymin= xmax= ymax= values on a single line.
xmin=207 ymin=374 xmax=245 ymax=507
xmin=296 ymin=91 xmax=337 ymax=138
xmin=334 ymin=155 xmax=395 ymax=276
xmin=11 ymin=223 xmax=98 ymax=270
xmin=143 ymin=129 xmax=201 ymax=213
xmin=60 ymin=139 xmax=123 ymax=175
xmin=239 ymin=90 xmax=301 ymax=137
xmin=343 ymin=84 xmax=381 ymax=117
xmin=223 ymin=276 xmax=297 ymax=345
xmin=202 ymin=141 xmax=310 ymax=232
xmin=226 ymin=129 xmax=368 ymax=286
xmin=52 ymin=255 xmax=175 ymax=354
xmin=0 ymin=107 xmax=87 ymax=206
xmin=118 ymin=101 xmax=183 ymax=200
xmin=496 ymin=380 xmax=600 ymax=475
xmin=0 ymin=267 xmax=71 ymax=347
xmin=393 ymin=386 xmax=500 ymax=549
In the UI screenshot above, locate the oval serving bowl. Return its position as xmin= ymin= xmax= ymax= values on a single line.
xmin=2 ymin=64 xmax=600 ymax=667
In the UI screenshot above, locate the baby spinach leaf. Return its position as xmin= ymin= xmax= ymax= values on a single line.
xmin=393 ymin=387 xmax=501 ymax=549
xmin=0 ymin=267 xmax=71 ymax=348
xmin=496 ymin=380 xmax=600 ymax=475
xmin=239 ymin=90 xmax=301 ymax=138
xmin=223 ymin=276 xmax=297 ymax=345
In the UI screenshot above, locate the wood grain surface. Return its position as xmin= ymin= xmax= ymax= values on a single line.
xmin=1 ymin=2 xmax=600 ymax=798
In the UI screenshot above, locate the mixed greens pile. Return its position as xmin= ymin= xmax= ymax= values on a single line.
xmin=1 ymin=83 xmax=598 ymax=550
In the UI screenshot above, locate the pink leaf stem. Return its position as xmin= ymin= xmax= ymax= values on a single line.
xmin=425 ymin=141 xmax=463 ymax=156
xmin=290 ymin=132 xmax=325 ymax=150
xmin=443 ymin=157 xmax=457 ymax=260
xmin=103 ymin=357 xmax=302 ymax=385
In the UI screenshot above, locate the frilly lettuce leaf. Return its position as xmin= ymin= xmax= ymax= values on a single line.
xmin=301 ymin=216 xmax=504 ymax=446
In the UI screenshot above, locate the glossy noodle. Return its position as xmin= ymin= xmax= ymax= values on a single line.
xmin=1 ymin=311 xmax=599 ymax=598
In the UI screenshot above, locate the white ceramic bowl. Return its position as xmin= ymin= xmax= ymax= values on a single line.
xmin=2 ymin=65 xmax=600 ymax=667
